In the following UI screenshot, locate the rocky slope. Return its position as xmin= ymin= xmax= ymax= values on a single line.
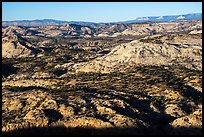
xmin=2 ymin=20 xmax=202 ymax=38
xmin=72 ymin=33 xmax=202 ymax=73
xmin=2 ymin=20 xmax=201 ymax=59
xmin=2 ymin=33 xmax=41 ymax=58
xmin=2 ymin=19 xmax=202 ymax=135
xmin=2 ymin=65 xmax=202 ymax=135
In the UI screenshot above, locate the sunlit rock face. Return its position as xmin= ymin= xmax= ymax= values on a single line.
xmin=2 ymin=32 xmax=41 ymax=58
xmin=73 ymin=33 xmax=202 ymax=73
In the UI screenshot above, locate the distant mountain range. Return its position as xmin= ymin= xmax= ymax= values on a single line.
xmin=116 ymin=13 xmax=202 ymax=24
xmin=2 ymin=13 xmax=202 ymax=26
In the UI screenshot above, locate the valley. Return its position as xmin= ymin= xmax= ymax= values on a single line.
xmin=2 ymin=19 xmax=202 ymax=135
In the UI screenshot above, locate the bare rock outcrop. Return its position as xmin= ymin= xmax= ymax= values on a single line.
xmin=2 ymin=33 xmax=41 ymax=58
xmin=73 ymin=33 xmax=202 ymax=73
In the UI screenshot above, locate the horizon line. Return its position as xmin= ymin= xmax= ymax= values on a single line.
xmin=2 ymin=12 xmax=202 ymax=23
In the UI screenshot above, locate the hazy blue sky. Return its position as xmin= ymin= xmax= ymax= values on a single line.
xmin=2 ymin=2 xmax=202 ymax=22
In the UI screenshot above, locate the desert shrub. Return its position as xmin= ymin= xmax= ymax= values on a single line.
xmin=154 ymin=40 xmax=163 ymax=44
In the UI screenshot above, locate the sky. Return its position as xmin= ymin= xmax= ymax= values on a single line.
xmin=2 ymin=2 xmax=202 ymax=23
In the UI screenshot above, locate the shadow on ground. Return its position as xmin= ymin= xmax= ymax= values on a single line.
xmin=2 ymin=126 xmax=202 ymax=135
xmin=2 ymin=63 xmax=19 ymax=77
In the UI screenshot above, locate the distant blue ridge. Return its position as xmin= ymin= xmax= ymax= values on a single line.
xmin=113 ymin=13 xmax=202 ymax=24
xmin=2 ymin=13 xmax=202 ymax=26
